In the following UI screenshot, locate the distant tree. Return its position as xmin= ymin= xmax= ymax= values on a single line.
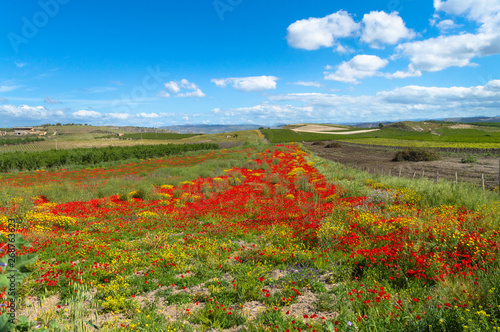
xmin=378 ymin=123 xmax=384 ymax=128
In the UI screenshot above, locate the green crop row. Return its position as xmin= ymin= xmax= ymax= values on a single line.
xmin=0 ymin=142 xmax=219 ymax=172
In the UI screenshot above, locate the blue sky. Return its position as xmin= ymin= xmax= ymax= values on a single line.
xmin=1 ymin=0 xmax=500 ymax=127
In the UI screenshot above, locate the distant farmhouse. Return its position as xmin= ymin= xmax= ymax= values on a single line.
xmin=13 ymin=127 xmax=47 ymax=136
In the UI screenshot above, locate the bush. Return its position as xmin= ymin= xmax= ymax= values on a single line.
xmin=461 ymin=156 xmax=477 ymax=163
xmin=392 ymin=147 xmax=440 ymax=162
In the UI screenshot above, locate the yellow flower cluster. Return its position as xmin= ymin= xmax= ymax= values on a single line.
xmin=24 ymin=211 xmax=77 ymax=229
xmin=137 ymin=211 xmax=158 ymax=219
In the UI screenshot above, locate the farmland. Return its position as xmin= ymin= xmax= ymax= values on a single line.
xmin=1 ymin=141 xmax=500 ymax=331
xmin=261 ymin=122 xmax=500 ymax=150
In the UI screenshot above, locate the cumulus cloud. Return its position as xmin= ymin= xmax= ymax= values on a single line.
xmin=361 ymin=11 xmax=416 ymax=48
xmin=286 ymin=10 xmax=359 ymax=50
xmin=159 ymin=79 xmax=205 ymax=98
xmin=157 ymin=91 xmax=171 ymax=98
xmin=266 ymin=79 xmax=500 ymax=122
xmin=211 ymin=76 xmax=279 ymax=92
xmin=384 ymin=64 xmax=422 ymax=79
xmin=164 ymin=81 xmax=181 ymax=94
xmin=435 ymin=19 xmax=461 ymax=32
xmin=178 ymin=89 xmax=205 ymax=97
xmin=107 ymin=113 xmax=131 ymax=120
xmin=72 ymin=110 xmax=102 ymax=118
xmin=137 ymin=112 xmax=161 ymax=118
xmin=44 ymin=97 xmax=60 ymax=104
xmin=434 ymin=0 xmax=500 ymax=24
xmin=0 ymin=104 xmax=64 ymax=119
xmin=396 ymin=32 xmax=496 ymax=72
xmin=324 ymin=55 xmax=389 ymax=84
xmin=395 ymin=0 xmax=500 ymax=73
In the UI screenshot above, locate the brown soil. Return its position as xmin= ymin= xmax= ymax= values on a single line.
xmin=304 ymin=141 xmax=500 ymax=190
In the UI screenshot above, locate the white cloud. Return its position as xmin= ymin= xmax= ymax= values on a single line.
xmin=137 ymin=112 xmax=161 ymax=118
xmin=395 ymin=0 xmax=500 ymax=73
xmin=107 ymin=113 xmax=131 ymax=120
xmin=384 ymin=64 xmax=422 ymax=79
xmin=396 ymin=32 xmax=497 ymax=72
xmin=15 ymin=62 xmax=27 ymax=68
xmin=435 ymin=19 xmax=461 ymax=32
xmin=178 ymin=89 xmax=205 ymax=97
xmin=164 ymin=81 xmax=181 ymax=94
xmin=266 ymin=80 xmax=500 ymax=122
xmin=289 ymin=81 xmax=322 ymax=87
xmin=324 ymin=55 xmax=389 ymax=84
xmin=434 ymin=0 xmax=500 ymax=24
xmin=72 ymin=110 xmax=102 ymax=118
xmin=211 ymin=76 xmax=279 ymax=92
xmin=0 ymin=105 xmax=64 ymax=119
xmin=361 ymin=11 xmax=416 ymax=48
xmin=162 ymin=79 xmax=205 ymax=97
xmin=286 ymin=10 xmax=359 ymax=50
xmin=0 ymin=85 xmax=22 ymax=93
xmin=44 ymin=97 xmax=60 ymax=104
xmin=157 ymin=91 xmax=171 ymax=98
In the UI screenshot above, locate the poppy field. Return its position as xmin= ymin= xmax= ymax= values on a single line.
xmin=1 ymin=143 xmax=500 ymax=331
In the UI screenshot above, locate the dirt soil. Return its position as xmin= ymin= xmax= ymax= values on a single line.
xmin=304 ymin=141 xmax=500 ymax=190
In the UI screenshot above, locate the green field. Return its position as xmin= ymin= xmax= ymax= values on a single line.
xmin=261 ymin=123 xmax=500 ymax=149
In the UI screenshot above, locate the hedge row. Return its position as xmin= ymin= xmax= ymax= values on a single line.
xmin=0 ymin=143 xmax=219 ymax=172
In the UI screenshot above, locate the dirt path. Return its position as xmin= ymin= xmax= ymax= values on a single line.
xmin=305 ymin=141 xmax=500 ymax=190
xmin=258 ymin=129 xmax=271 ymax=144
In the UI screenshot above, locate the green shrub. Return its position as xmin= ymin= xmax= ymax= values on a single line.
xmin=392 ymin=147 xmax=440 ymax=162
xmin=461 ymin=155 xmax=477 ymax=163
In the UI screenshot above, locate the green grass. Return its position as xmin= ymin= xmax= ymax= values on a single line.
xmin=104 ymin=133 xmax=202 ymax=140
xmin=262 ymin=126 xmax=500 ymax=144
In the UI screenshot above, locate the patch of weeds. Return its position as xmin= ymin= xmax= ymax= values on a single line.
xmin=461 ymin=155 xmax=477 ymax=163
xmin=129 ymin=301 xmax=173 ymax=331
xmin=189 ymin=297 xmax=246 ymax=330
xmin=276 ymin=262 xmax=322 ymax=288
xmin=310 ymin=281 xmax=327 ymax=293
xmin=314 ymin=292 xmax=336 ymax=312
xmin=156 ymin=289 xmax=193 ymax=305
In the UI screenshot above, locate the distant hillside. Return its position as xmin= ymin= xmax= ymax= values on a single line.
xmin=443 ymin=116 xmax=500 ymax=123
xmin=161 ymin=124 xmax=265 ymax=134
xmin=353 ymin=121 xmax=394 ymax=128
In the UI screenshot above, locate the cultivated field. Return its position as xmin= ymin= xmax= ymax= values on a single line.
xmin=1 ymin=141 xmax=500 ymax=331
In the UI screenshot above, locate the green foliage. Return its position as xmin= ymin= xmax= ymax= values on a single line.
xmin=0 ymin=143 xmax=219 ymax=172
xmin=263 ymin=125 xmax=500 ymax=145
xmin=0 ymin=232 xmax=38 ymax=332
xmin=461 ymin=155 xmax=478 ymax=163
xmin=108 ymin=132 xmax=201 ymax=140
xmin=0 ymin=136 xmax=45 ymax=146
xmin=393 ymin=147 xmax=440 ymax=162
